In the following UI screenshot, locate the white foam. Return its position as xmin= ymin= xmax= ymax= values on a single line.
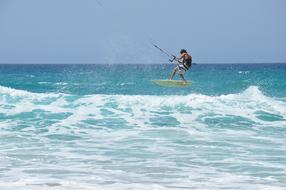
xmin=0 ymin=85 xmax=61 ymax=99
xmin=0 ymin=85 xmax=285 ymax=127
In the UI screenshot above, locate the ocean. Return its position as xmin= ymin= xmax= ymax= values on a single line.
xmin=0 ymin=63 xmax=285 ymax=190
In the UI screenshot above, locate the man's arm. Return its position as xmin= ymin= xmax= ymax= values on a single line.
xmin=175 ymin=55 xmax=183 ymax=63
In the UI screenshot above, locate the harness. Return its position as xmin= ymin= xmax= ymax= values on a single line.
xmin=180 ymin=58 xmax=192 ymax=71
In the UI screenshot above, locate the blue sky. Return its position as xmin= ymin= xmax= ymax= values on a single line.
xmin=0 ymin=0 xmax=285 ymax=64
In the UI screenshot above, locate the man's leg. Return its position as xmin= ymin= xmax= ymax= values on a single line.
xmin=170 ymin=67 xmax=177 ymax=80
xmin=179 ymin=74 xmax=187 ymax=83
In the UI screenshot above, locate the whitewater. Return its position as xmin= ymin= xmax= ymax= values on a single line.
xmin=0 ymin=64 xmax=286 ymax=190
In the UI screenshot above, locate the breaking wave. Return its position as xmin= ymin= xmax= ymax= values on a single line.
xmin=1 ymin=85 xmax=286 ymax=190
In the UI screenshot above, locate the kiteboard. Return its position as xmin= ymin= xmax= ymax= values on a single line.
xmin=152 ymin=80 xmax=191 ymax=87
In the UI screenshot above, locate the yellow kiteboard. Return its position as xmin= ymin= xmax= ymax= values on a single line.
xmin=152 ymin=80 xmax=191 ymax=87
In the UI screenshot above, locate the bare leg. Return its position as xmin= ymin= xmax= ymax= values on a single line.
xmin=170 ymin=67 xmax=177 ymax=80
xmin=179 ymin=74 xmax=187 ymax=83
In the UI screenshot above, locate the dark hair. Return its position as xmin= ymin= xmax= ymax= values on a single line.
xmin=180 ymin=49 xmax=187 ymax=54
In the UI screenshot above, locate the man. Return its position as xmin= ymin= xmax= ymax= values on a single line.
xmin=170 ymin=49 xmax=192 ymax=82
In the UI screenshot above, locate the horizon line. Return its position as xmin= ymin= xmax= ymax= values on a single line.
xmin=0 ymin=62 xmax=286 ymax=65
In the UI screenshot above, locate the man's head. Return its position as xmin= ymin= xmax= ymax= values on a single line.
xmin=180 ymin=49 xmax=187 ymax=54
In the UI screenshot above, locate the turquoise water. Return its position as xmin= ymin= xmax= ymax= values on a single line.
xmin=0 ymin=64 xmax=286 ymax=190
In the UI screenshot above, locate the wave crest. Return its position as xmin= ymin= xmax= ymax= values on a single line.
xmin=0 ymin=85 xmax=285 ymax=129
